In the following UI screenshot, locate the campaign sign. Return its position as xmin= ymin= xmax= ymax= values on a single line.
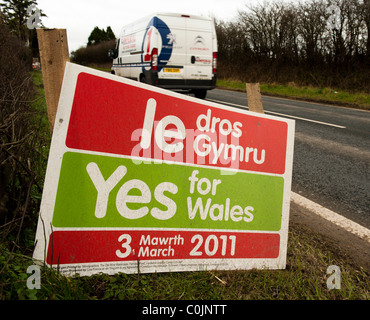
xmin=33 ymin=63 xmax=295 ymax=275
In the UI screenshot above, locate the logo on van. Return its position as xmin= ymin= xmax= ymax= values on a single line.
xmin=194 ymin=35 xmax=206 ymax=46
xmin=167 ymin=33 xmax=176 ymax=45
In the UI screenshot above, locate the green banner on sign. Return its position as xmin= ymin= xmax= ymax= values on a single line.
xmin=52 ymin=152 xmax=284 ymax=231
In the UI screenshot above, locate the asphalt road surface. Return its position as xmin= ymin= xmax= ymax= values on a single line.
xmin=205 ymin=89 xmax=370 ymax=229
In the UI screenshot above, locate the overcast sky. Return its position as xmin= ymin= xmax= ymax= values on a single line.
xmin=33 ymin=0 xmax=260 ymax=52
xmin=33 ymin=0 xmax=303 ymax=53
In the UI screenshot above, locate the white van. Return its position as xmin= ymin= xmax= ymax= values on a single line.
xmin=109 ymin=12 xmax=218 ymax=99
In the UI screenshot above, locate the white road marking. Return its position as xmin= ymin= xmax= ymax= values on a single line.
xmin=291 ymin=192 xmax=370 ymax=242
xmin=207 ymin=98 xmax=346 ymax=129
xmin=207 ymin=98 xmax=248 ymax=109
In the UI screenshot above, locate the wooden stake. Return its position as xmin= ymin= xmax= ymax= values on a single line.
xmin=246 ymin=83 xmax=264 ymax=114
xmin=37 ymin=29 xmax=70 ymax=133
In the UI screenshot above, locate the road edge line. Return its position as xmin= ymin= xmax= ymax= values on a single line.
xmin=207 ymin=98 xmax=346 ymax=128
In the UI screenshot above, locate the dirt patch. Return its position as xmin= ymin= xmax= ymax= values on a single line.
xmin=289 ymin=201 xmax=370 ymax=273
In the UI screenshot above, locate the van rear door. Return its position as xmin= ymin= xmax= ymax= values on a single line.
xmin=157 ymin=15 xmax=186 ymax=80
xmin=157 ymin=15 xmax=213 ymax=82
xmin=185 ymin=17 xmax=213 ymax=82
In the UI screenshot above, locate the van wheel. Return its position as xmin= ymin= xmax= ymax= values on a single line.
xmin=140 ymin=75 xmax=146 ymax=83
xmin=193 ymin=89 xmax=207 ymax=99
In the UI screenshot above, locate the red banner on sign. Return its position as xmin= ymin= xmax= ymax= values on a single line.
xmin=66 ymin=73 xmax=287 ymax=174
xmin=46 ymin=230 xmax=280 ymax=265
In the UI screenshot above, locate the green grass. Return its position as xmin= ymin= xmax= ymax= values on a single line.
xmin=1 ymin=69 xmax=369 ymax=300
xmin=217 ymin=79 xmax=370 ymax=110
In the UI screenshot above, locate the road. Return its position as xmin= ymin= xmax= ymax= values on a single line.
xmin=205 ymin=89 xmax=370 ymax=229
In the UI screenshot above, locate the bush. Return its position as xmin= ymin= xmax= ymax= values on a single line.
xmin=0 ymin=17 xmax=49 ymax=242
xmin=71 ymin=40 xmax=115 ymax=67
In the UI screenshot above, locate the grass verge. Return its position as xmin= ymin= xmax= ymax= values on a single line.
xmin=217 ymin=79 xmax=370 ymax=110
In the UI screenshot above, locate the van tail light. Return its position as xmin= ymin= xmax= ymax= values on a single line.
xmin=151 ymin=48 xmax=158 ymax=71
xmin=212 ymin=52 xmax=217 ymax=74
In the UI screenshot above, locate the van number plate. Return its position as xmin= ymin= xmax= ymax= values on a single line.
xmin=164 ymin=68 xmax=180 ymax=73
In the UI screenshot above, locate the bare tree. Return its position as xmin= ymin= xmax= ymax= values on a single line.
xmin=215 ymin=0 xmax=369 ymax=91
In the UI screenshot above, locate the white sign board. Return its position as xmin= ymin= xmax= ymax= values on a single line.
xmin=33 ymin=63 xmax=295 ymax=275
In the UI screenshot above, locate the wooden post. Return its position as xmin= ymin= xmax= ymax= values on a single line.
xmin=246 ymin=83 xmax=264 ymax=114
xmin=37 ymin=29 xmax=70 ymax=133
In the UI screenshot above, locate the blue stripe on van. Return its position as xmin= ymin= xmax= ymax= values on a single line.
xmin=141 ymin=17 xmax=173 ymax=73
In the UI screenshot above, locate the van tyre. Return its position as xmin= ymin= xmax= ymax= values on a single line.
xmin=193 ymin=89 xmax=207 ymax=99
